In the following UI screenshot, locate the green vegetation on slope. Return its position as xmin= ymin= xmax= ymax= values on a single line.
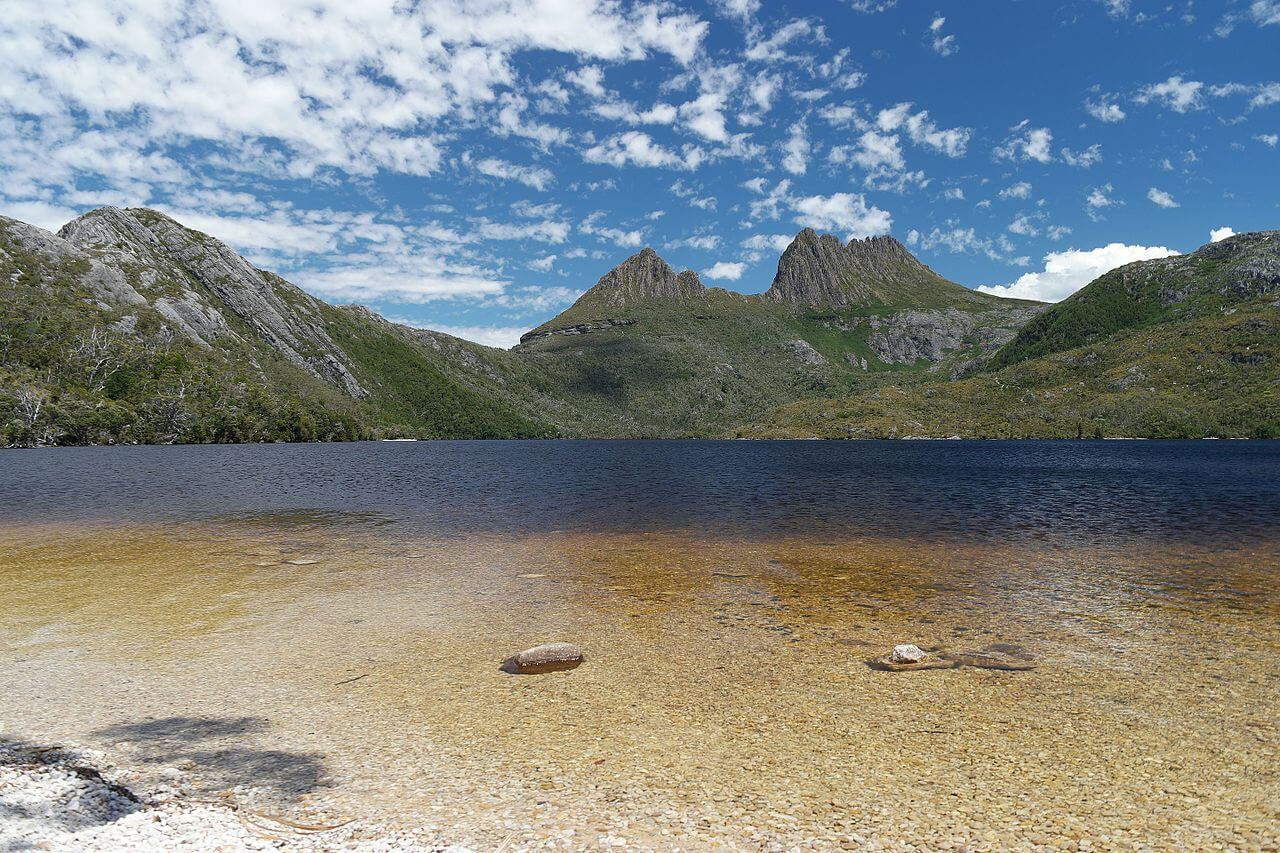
xmin=4 ymin=207 xmax=1276 ymax=446
xmin=744 ymin=297 xmax=1280 ymax=439
xmin=992 ymin=232 xmax=1280 ymax=369
xmin=322 ymin=306 xmax=553 ymax=439
xmin=0 ymin=248 xmax=365 ymax=446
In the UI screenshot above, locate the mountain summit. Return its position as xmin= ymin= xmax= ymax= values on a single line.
xmin=764 ymin=229 xmax=1004 ymax=310
xmin=574 ymin=247 xmax=707 ymax=308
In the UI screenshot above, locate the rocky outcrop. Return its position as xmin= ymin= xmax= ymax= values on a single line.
xmin=519 ymin=318 xmax=636 ymax=345
xmin=0 ymin=215 xmax=145 ymax=309
xmin=863 ymin=307 xmax=1040 ymax=366
xmin=56 ymin=208 xmax=367 ymax=398
xmin=781 ymin=338 xmax=828 ymax=365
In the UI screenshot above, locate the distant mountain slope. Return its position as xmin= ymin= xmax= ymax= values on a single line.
xmin=509 ymin=237 xmax=1043 ymax=436
xmin=0 ymin=208 xmax=554 ymax=444
xmin=742 ymin=236 xmax=1280 ymax=439
xmin=991 ymin=231 xmax=1280 ymax=370
xmin=9 ymin=206 xmax=1270 ymax=445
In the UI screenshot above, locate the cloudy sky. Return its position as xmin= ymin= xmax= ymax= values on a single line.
xmin=2 ymin=0 xmax=1277 ymax=347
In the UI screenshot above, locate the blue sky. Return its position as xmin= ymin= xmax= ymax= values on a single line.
xmin=2 ymin=0 xmax=1277 ymax=346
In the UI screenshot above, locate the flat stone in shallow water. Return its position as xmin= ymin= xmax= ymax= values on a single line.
xmin=500 ymin=643 xmax=584 ymax=675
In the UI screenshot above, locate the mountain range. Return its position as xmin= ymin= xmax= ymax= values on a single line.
xmin=1 ymin=206 xmax=1276 ymax=445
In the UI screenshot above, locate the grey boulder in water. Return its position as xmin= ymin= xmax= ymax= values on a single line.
xmin=500 ymin=643 xmax=585 ymax=674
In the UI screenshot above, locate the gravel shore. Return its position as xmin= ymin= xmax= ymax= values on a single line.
xmin=0 ymin=741 xmax=447 ymax=852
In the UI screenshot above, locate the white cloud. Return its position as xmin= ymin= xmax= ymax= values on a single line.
xmin=1257 ymin=133 xmax=1280 ymax=147
xmin=1147 ymin=187 xmax=1179 ymax=208
xmin=566 ymin=65 xmax=608 ymax=98
xmin=475 ymin=217 xmax=571 ymax=242
xmin=1099 ymin=0 xmax=1131 ymax=17
xmin=1008 ymin=214 xmax=1039 ymax=237
xmin=1250 ymin=0 xmax=1280 ymax=25
xmin=978 ymin=243 xmax=1179 ymax=302
xmin=1085 ymin=98 xmax=1126 ymax=122
xmin=942 ymin=187 xmax=965 ymax=200
xmin=528 ymin=254 xmax=557 ymax=271
xmin=419 ymin=323 xmax=530 ymax=349
xmin=1061 ymin=144 xmax=1102 ymax=167
xmin=993 ymin=121 xmax=1054 ymax=163
xmin=301 ymin=264 xmax=507 ymax=304
xmin=742 ymin=233 xmax=794 ymax=254
xmin=580 ymin=211 xmax=645 ymax=247
xmin=0 ymin=0 xmax=714 ymax=192
xmin=876 ymin=103 xmax=972 ymax=157
xmin=744 ymin=18 xmax=822 ymax=62
xmin=714 ymin=0 xmax=760 ymax=22
xmin=914 ymin=224 xmax=1004 ymax=261
xmin=1251 ymin=83 xmax=1280 ymax=109
xmin=0 ymin=200 xmax=79 ymax=232
xmin=583 ymin=131 xmax=702 ymax=170
xmin=999 ymin=181 xmax=1032 ymax=200
xmin=848 ymin=130 xmax=906 ymax=172
xmin=666 ymin=233 xmax=721 ymax=250
xmin=1210 ymin=226 xmax=1235 ymax=242
xmin=790 ymin=192 xmax=892 ymax=239
xmin=703 ymin=261 xmax=747 ymax=280
xmin=816 ymin=49 xmax=866 ymax=89
xmin=1086 ymin=183 xmax=1122 ymax=220
xmin=928 ymin=16 xmax=957 ymax=56
xmin=782 ymin=122 xmax=811 ymax=175
xmin=472 ymin=157 xmax=554 ymax=190
xmin=679 ymin=91 xmax=731 ymax=142
xmin=1137 ymin=76 xmax=1204 ymax=112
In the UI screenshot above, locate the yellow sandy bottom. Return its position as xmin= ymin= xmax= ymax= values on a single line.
xmin=2 ymin=518 xmax=1278 ymax=849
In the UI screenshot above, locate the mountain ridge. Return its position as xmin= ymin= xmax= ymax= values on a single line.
xmin=2 ymin=205 xmax=1275 ymax=444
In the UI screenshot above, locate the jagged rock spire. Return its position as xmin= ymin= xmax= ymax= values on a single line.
xmin=764 ymin=228 xmax=964 ymax=308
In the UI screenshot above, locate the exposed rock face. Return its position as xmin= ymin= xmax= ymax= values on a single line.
xmin=519 ymin=319 xmax=636 ymax=345
xmin=0 ymin=215 xmax=145 ymax=309
xmin=583 ymin=247 xmax=707 ymax=307
xmin=764 ymin=228 xmax=988 ymax=309
xmin=56 ymin=207 xmax=367 ymax=398
xmin=864 ymin=307 xmax=1042 ymax=366
xmin=517 ymin=248 xmax=708 ymax=345
xmin=500 ymin=642 xmax=585 ymax=674
xmin=781 ymin=338 xmax=828 ymax=365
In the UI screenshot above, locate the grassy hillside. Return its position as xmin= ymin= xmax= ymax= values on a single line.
xmin=992 ymin=231 xmax=1280 ymax=369
xmin=0 ymin=211 xmax=555 ymax=445
xmin=743 ymin=296 xmax=1280 ymax=439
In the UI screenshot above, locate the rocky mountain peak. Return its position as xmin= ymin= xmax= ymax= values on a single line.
xmin=764 ymin=228 xmax=975 ymax=309
xmin=52 ymin=206 xmax=368 ymax=398
xmin=579 ymin=247 xmax=707 ymax=307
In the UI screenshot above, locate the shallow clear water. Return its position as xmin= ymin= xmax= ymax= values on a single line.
xmin=2 ymin=441 xmax=1278 ymax=848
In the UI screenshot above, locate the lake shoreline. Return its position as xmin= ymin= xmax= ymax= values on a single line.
xmin=0 ymin=738 xmax=440 ymax=852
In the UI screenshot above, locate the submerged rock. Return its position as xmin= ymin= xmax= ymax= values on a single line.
xmin=890 ymin=643 xmax=925 ymax=663
xmin=941 ymin=644 xmax=1038 ymax=671
xmin=500 ymin=643 xmax=584 ymax=675
xmin=871 ymin=644 xmax=956 ymax=671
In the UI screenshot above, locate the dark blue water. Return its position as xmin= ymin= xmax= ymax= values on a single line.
xmin=1 ymin=440 xmax=1278 ymax=546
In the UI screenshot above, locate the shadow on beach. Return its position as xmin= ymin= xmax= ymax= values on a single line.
xmin=93 ymin=716 xmax=328 ymax=803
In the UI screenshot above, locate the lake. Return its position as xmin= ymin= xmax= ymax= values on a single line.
xmin=2 ymin=440 xmax=1278 ymax=848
